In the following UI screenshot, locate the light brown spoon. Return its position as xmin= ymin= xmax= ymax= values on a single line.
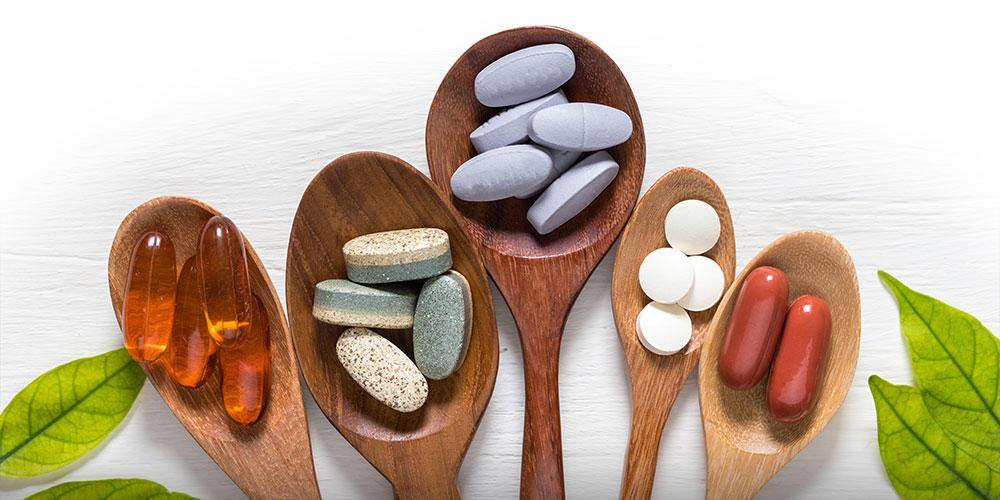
xmin=698 ymin=230 xmax=860 ymax=499
xmin=108 ymin=196 xmax=320 ymax=500
xmin=285 ymin=152 xmax=499 ymax=500
xmin=426 ymin=26 xmax=644 ymax=499
xmin=611 ymin=168 xmax=735 ymax=499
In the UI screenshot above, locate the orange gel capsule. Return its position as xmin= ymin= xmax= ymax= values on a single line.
xmin=197 ymin=215 xmax=253 ymax=347
xmin=122 ymin=231 xmax=176 ymax=362
xmin=219 ymin=295 xmax=271 ymax=425
xmin=163 ymin=256 xmax=218 ymax=388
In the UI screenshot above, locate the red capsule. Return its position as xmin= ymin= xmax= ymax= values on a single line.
xmin=219 ymin=295 xmax=271 ymax=425
xmin=197 ymin=215 xmax=253 ymax=347
xmin=718 ymin=266 xmax=789 ymax=390
xmin=122 ymin=231 xmax=176 ymax=362
xmin=163 ymin=256 xmax=218 ymax=388
xmin=767 ymin=295 xmax=831 ymax=423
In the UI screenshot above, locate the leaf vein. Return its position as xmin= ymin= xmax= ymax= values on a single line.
xmin=0 ymin=362 xmax=134 ymax=465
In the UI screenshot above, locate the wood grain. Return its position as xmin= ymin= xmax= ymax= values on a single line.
xmin=698 ymin=231 xmax=861 ymax=499
xmin=4 ymin=7 xmax=999 ymax=499
xmin=426 ymin=26 xmax=645 ymax=500
xmin=284 ymin=152 xmax=499 ymax=500
xmin=611 ymin=168 xmax=736 ymax=499
xmin=107 ymin=196 xmax=320 ymax=500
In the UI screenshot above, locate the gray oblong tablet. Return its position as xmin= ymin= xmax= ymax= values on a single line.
xmin=413 ymin=270 xmax=473 ymax=380
xmin=450 ymin=144 xmax=553 ymax=202
xmin=474 ymin=44 xmax=576 ymax=107
xmin=527 ymin=150 xmax=619 ymax=234
xmin=470 ymin=91 xmax=567 ymax=153
xmin=313 ymin=279 xmax=417 ymax=329
xmin=516 ymin=147 xmax=583 ymax=199
xmin=528 ymin=102 xmax=633 ymax=152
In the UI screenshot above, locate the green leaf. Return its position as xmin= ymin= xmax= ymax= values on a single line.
xmin=879 ymin=271 xmax=1000 ymax=469
xmin=869 ymin=376 xmax=999 ymax=499
xmin=0 ymin=349 xmax=146 ymax=478
xmin=23 ymin=478 xmax=198 ymax=500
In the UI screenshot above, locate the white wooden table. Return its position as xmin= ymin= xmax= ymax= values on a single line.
xmin=2 ymin=2 xmax=998 ymax=499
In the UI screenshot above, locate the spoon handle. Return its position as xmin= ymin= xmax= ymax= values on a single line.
xmin=392 ymin=478 xmax=460 ymax=500
xmin=620 ymin=401 xmax=668 ymax=499
xmin=517 ymin=321 xmax=566 ymax=500
xmin=704 ymin=428 xmax=776 ymax=500
xmin=619 ymin=354 xmax=699 ymax=500
xmin=489 ymin=253 xmax=597 ymax=500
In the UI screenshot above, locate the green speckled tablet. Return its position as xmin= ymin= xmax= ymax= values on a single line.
xmin=313 ymin=279 xmax=416 ymax=329
xmin=343 ymin=228 xmax=452 ymax=284
xmin=413 ymin=270 xmax=473 ymax=380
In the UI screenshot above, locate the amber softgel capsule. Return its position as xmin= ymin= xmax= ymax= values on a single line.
xmin=197 ymin=215 xmax=253 ymax=347
xmin=122 ymin=230 xmax=176 ymax=362
xmin=163 ymin=255 xmax=218 ymax=388
xmin=219 ymin=294 xmax=272 ymax=425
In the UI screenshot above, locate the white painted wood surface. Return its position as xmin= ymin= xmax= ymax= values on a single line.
xmin=2 ymin=2 xmax=998 ymax=498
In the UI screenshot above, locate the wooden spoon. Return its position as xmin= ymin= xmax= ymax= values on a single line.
xmin=610 ymin=168 xmax=736 ymax=499
xmin=285 ymin=152 xmax=499 ymax=500
xmin=698 ymin=230 xmax=861 ymax=499
xmin=426 ymin=26 xmax=645 ymax=499
xmin=108 ymin=196 xmax=320 ymax=500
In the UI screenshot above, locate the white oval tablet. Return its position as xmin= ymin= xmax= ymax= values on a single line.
xmin=677 ymin=256 xmax=725 ymax=311
xmin=664 ymin=199 xmax=721 ymax=255
xmin=636 ymin=302 xmax=692 ymax=355
xmin=638 ymin=247 xmax=694 ymax=304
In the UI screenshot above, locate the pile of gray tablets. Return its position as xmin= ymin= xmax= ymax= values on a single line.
xmin=450 ymin=43 xmax=633 ymax=235
xmin=311 ymin=228 xmax=474 ymax=413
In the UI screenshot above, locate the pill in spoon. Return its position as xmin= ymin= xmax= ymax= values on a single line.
xmin=638 ymin=247 xmax=693 ymax=304
xmin=636 ymin=302 xmax=693 ymax=355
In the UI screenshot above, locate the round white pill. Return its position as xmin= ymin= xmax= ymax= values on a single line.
xmin=664 ymin=199 xmax=721 ymax=255
xmin=677 ymin=256 xmax=726 ymax=312
xmin=638 ymin=247 xmax=694 ymax=304
xmin=635 ymin=302 xmax=692 ymax=355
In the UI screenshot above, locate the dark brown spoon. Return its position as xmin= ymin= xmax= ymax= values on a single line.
xmin=426 ymin=26 xmax=645 ymax=499
xmin=108 ymin=196 xmax=320 ymax=500
xmin=285 ymin=152 xmax=499 ymax=500
xmin=611 ymin=168 xmax=736 ymax=499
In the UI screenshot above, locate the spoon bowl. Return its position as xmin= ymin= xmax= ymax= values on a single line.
xmin=698 ymin=230 xmax=860 ymax=499
xmin=108 ymin=196 xmax=320 ymax=500
xmin=427 ymin=26 xmax=644 ymax=499
xmin=285 ymin=152 xmax=499 ymax=500
xmin=610 ymin=168 xmax=735 ymax=499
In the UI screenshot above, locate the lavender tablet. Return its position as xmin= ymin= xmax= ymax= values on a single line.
xmin=450 ymin=144 xmax=553 ymax=202
xmin=528 ymin=102 xmax=633 ymax=152
xmin=516 ymin=147 xmax=583 ymax=199
xmin=527 ymin=151 xmax=619 ymax=234
xmin=474 ymin=44 xmax=576 ymax=107
xmin=470 ymin=91 xmax=567 ymax=153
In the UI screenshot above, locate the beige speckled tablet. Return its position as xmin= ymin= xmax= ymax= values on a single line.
xmin=342 ymin=228 xmax=451 ymax=284
xmin=336 ymin=327 xmax=428 ymax=412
